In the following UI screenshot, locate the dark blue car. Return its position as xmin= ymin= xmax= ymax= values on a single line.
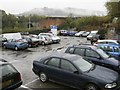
xmin=32 ymin=52 xmax=120 ymax=90
xmin=98 ymin=44 xmax=120 ymax=60
xmin=67 ymin=31 xmax=77 ymax=36
xmin=65 ymin=45 xmax=120 ymax=73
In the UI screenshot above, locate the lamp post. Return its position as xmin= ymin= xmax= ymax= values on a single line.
xmin=28 ymin=16 xmax=31 ymax=30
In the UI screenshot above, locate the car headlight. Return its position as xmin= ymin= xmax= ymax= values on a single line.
xmin=105 ymin=83 xmax=117 ymax=88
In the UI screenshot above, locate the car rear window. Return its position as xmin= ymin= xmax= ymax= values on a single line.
xmin=0 ymin=64 xmax=17 ymax=78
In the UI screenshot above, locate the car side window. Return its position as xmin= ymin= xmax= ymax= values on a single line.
xmin=68 ymin=48 xmax=74 ymax=54
xmin=74 ymin=48 xmax=85 ymax=56
xmin=107 ymin=42 xmax=116 ymax=44
xmin=106 ymin=46 xmax=113 ymax=52
xmin=99 ymin=42 xmax=106 ymax=44
xmin=113 ymin=47 xmax=119 ymax=52
xmin=85 ymin=49 xmax=100 ymax=58
xmin=61 ymin=59 xmax=77 ymax=72
xmin=47 ymin=58 xmax=60 ymax=67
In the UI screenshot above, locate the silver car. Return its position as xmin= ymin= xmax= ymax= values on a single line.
xmin=38 ymin=35 xmax=52 ymax=45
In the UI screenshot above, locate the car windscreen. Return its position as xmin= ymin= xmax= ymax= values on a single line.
xmin=0 ymin=64 xmax=17 ymax=78
xmin=73 ymin=59 xmax=92 ymax=72
xmin=96 ymin=48 xmax=109 ymax=58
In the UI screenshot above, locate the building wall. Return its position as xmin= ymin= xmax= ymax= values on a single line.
xmin=38 ymin=18 xmax=64 ymax=29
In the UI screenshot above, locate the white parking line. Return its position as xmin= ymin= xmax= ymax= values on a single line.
xmin=20 ymin=85 xmax=32 ymax=90
xmin=24 ymin=78 xmax=39 ymax=86
xmin=9 ymin=60 xmax=20 ymax=63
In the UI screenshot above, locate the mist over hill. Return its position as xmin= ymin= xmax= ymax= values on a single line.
xmin=18 ymin=7 xmax=107 ymax=17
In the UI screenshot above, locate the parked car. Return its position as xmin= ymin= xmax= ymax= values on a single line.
xmin=95 ymin=40 xmax=120 ymax=46
xmin=32 ymin=52 xmax=120 ymax=90
xmin=65 ymin=45 xmax=120 ymax=73
xmin=0 ymin=38 xmax=7 ymax=47
xmin=0 ymin=58 xmax=22 ymax=90
xmin=81 ymin=31 xmax=90 ymax=37
xmin=3 ymin=39 xmax=28 ymax=50
xmin=22 ymin=35 xmax=39 ymax=47
xmin=90 ymin=34 xmax=105 ymax=45
xmin=87 ymin=31 xmax=98 ymax=40
xmin=75 ymin=31 xmax=86 ymax=37
xmin=98 ymin=44 xmax=120 ymax=60
xmin=59 ymin=30 xmax=68 ymax=36
xmin=38 ymin=33 xmax=60 ymax=43
xmin=38 ymin=35 xmax=52 ymax=45
xmin=67 ymin=31 xmax=78 ymax=36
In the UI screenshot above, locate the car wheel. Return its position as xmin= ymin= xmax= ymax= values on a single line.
xmin=41 ymin=42 xmax=45 ymax=46
xmin=28 ymin=44 xmax=32 ymax=47
xmin=15 ymin=46 xmax=19 ymax=51
xmin=3 ymin=45 xmax=6 ymax=49
xmin=39 ymin=72 xmax=48 ymax=82
xmin=85 ymin=84 xmax=99 ymax=90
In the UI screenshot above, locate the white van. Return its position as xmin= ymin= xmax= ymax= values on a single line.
xmin=87 ymin=30 xmax=98 ymax=40
xmin=2 ymin=33 xmax=22 ymax=40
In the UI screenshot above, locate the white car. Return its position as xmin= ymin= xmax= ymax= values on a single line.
xmin=95 ymin=39 xmax=120 ymax=46
xmin=87 ymin=30 xmax=98 ymax=40
xmin=38 ymin=33 xmax=60 ymax=43
xmin=75 ymin=31 xmax=85 ymax=37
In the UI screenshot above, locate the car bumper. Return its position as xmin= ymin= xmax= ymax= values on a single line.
xmin=52 ymin=39 xmax=60 ymax=43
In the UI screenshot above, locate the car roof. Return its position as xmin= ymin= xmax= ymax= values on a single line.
xmin=42 ymin=52 xmax=83 ymax=62
xmin=98 ymin=40 xmax=118 ymax=42
xmin=69 ymin=44 xmax=98 ymax=50
xmin=98 ymin=44 xmax=120 ymax=47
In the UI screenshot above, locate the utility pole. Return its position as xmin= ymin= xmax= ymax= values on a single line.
xmin=28 ymin=16 xmax=31 ymax=30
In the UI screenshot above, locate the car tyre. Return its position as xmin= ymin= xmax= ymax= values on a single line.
xmin=41 ymin=42 xmax=45 ymax=46
xmin=3 ymin=45 xmax=6 ymax=49
xmin=39 ymin=72 xmax=48 ymax=83
xmin=85 ymin=84 xmax=99 ymax=90
xmin=15 ymin=46 xmax=19 ymax=51
xmin=28 ymin=44 xmax=32 ymax=48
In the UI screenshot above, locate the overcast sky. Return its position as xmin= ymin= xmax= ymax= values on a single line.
xmin=0 ymin=0 xmax=108 ymax=14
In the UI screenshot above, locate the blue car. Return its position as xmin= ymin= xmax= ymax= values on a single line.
xmin=3 ymin=39 xmax=28 ymax=50
xmin=98 ymin=44 xmax=120 ymax=60
xmin=65 ymin=45 xmax=120 ymax=73
xmin=67 ymin=31 xmax=77 ymax=36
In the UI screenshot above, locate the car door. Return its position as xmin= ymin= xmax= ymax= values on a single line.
xmin=73 ymin=48 xmax=85 ymax=57
xmin=84 ymin=49 xmax=105 ymax=66
xmin=6 ymin=39 xmax=14 ymax=48
xmin=59 ymin=59 xmax=81 ymax=87
xmin=44 ymin=57 xmax=62 ymax=81
xmin=113 ymin=46 xmax=120 ymax=60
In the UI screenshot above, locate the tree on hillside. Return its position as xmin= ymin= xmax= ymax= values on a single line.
xmin=106 ymin=1 xmax=120 ymax=33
